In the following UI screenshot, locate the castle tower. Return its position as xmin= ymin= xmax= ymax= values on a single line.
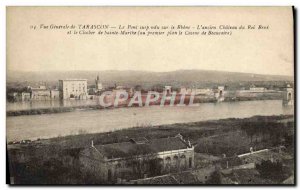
xmin=282 ymin=84 xmax=294 ymax=106
xmin=215 ymin=86 xmax=225 ymax=102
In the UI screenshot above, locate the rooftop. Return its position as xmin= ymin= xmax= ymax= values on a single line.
xmin=93 ymin=136 xmax=191 ymax=159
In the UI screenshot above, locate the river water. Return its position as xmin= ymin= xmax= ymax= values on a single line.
xmin=6 ymin=100 xmax=293 ymax=141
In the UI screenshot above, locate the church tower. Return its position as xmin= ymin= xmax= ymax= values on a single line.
xmin=95 ymin=75 xmax=103 ymax=91
xmin=282 ymin=84 xmax=294 ymax=106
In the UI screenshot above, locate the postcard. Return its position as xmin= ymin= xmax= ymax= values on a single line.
xmin=6 ymin=6 xmax=294 ymax=185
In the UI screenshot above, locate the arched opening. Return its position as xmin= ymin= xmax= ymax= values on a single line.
xmin=165 ymin=157 xmax=171 ymax=173
xmin=173 ymin=155 xmax=179 ymax=172
xmin=219 ymin=90 xmax=223 ymax=97
xmin=180 ymin=155 xmax=186 ymax=170
xmin=288 ymin=92 xmax=292 ymax=100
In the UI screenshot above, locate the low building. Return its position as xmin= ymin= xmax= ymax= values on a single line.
xmin=249 ymin=84 xmax=266 ymax=92
xmin=8 ymin=92 xmax=30 ymax=101
xmin=30 ymin=85 xmax=60 ymax=100
xmin=214 ymin=86 xmax=225 ymax=101
xmin=79 ymin=134 xmax=194 ymax=182
xmin=31 ymin=86 xmax=51 ymax=100
xmin=21 ymin=92 xmax=31 ymax=101
xmin=180 ymin=87 xmax=214 ymax=96
xmin=8 ymin=92 xmax=19 ymax=101
xmin=50 ymin=89 xmax=60 ymax=100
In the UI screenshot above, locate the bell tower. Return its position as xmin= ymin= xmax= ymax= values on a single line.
xmin=95 ymin=74 xmax=103 ymax=91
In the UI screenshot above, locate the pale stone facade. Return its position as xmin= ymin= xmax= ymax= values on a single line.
xmin=58 ymin=79 xmax=88 ymax=100
xmin=30 ymin=86 xmax=60 ymax=100
xmin=249 ymin=85 xmax=266 ymax=92
xmin=180 ymin=87 xmax=214 ymax=95
xmin=50 ymin=89 xmax=60 ymax=99
xmin=31 ymin=89 xmax=51 ymax=100
xmin=215 ymin=86 xmax=225 ymax=102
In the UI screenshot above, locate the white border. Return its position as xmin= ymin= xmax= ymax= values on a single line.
xmin=1 ymin=1 xmax=298 ymax=190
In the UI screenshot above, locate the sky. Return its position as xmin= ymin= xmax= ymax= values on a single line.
xmin=7 ymin=7 xmax=294 ymax=76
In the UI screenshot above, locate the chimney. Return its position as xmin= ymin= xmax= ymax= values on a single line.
xmin=188 ymin=140 xmax=192 ymax=148
xmin=175 ymin=133 xmax=183 ymax=140
xmin=250 ymin=147 xmax=253 ymax=154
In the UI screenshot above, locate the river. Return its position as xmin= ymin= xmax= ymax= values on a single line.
xmin=6 ymin=100 xmax=293 ymax=141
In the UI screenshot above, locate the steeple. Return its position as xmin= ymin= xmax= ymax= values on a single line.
xmin=95 ymin=74 xmax=103 ymax=91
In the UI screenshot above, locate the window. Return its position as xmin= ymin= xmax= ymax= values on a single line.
xmin=165 ymin=157 xmax=171 ymax=173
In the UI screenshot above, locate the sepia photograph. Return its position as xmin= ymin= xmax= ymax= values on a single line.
xmin=6 ymin=6 xmax=295 ymax=185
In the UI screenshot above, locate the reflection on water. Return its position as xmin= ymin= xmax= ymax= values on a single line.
xmin=6 ymin=100 xmax=294 ymax=141
xmin=7 ymin=99 xmax=100 ymax=111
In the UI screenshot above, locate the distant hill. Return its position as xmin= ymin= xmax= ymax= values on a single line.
xmin=7 ymin=70 xmax=293 ymax=89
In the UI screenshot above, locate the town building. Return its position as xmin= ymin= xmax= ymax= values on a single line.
xmin=214 ymin=86 xmax=225 ymax=102
xmin=30 ymin=86 xmax=60 ymax=100
xmin=58 ymin=79 xmax=88 ymax=100
xmin=79 ymin=134 xmax=194 ymax=182
xmin=31 ymin=86 xmax=51 ymax=100
xmin=20 ymin=92 xmax=31 ymax=101
xmin=249 ymin=84 xmax=266 ymax=92
xmin=8 ymin=92 xmax=18 ymax=101
xmin=180 ymin=87 xmax=214 ymax=96
xmin=50 ymin=89 xmax=60 ymax=99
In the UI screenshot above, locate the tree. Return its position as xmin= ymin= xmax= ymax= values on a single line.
xmin=256 ymin=160 xmax=284 ymax=182
xmin=206 ymin=170 xmax=222 ymax=184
